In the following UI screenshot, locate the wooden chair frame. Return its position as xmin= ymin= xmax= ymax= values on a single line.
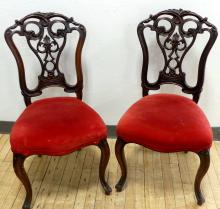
xmin=5 ymin=12 xmax=111 ymax=209
xmin=115 ymin=9 xmax=218 ymax=205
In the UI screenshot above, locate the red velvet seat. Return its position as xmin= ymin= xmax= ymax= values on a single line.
xmin=11 ymin=97 xmax=107 ymax=156
xmin=117 ymin=93 xmax=212 ymax=153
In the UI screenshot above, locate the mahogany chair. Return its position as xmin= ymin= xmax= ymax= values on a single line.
xmin=115 ymin=9 xmax=217 ymax=205
xmin=5 ymin=12 xmax=111 ymax=209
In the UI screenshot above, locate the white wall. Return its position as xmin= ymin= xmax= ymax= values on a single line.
xmin=0 ymin=0 xmax=220 ymax=126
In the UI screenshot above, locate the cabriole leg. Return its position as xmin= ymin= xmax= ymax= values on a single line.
xmin=97 ymin=139 xmax=112 ymax=195
xmin=115 ymin=137 xmax=127 ymax=192
xmin=194 ymin=150 xmax=210 ymax=205
xmin=13 ymin=153 xmax=32 ymax=209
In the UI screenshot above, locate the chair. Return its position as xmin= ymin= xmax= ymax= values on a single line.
xmin=115 ymin=9 xmax=218 ymax=205
xmin=5 ymin=12 xmax=111 ymax=209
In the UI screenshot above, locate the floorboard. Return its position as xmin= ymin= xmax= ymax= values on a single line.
xmin=0 ymin=134 xmax=220 ymax=209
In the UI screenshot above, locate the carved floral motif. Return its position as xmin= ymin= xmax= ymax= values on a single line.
xmin=5 ymin=12 xmax=86 ymax=105
xmin=138 ymin=9 xmax=217 ymax=102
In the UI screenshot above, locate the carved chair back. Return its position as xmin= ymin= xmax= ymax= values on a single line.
xmin=5 ymin=12 xmax=86 ymax=106
xmin=137 ymin=9 xmax=218 ymax=102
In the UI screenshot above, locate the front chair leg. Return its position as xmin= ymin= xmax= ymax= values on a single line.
xmin=194 ymin=150 xmax=210 ymax=205
xmin=97 ymin=139 xmax=112 ymax=195
xmin=13 ymin=154 xmax=32 ymax=209
xmin=115 ymin=137 xmax=127 ymax=192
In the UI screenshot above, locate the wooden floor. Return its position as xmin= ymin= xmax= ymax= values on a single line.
xmin=1 ymin=134 xmax=220 ymax=209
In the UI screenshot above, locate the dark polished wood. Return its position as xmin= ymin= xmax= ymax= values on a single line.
xmin=137 ymin=9 xmax=218 ymax=103
xmin=13 ymin=154 xmax=32 ymax=209
xmin=115 ymin=9 xmax=218 ymax=205
xmin=97 ymin=139 xmax=112 ymax=195
xmin=5 ymin=12 xmax=86 ymax=106
xmin=115 ymin=138 xmax=127 ymax=192
xmin=194 ymin=150 xmax=210 ymax=205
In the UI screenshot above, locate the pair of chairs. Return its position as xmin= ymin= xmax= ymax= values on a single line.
xmin=4 ymin=9 xmax=217 ymax=209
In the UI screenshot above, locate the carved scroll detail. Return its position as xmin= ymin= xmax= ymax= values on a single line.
xmin=138 ymin=9 xmax=218 ymax=102
xmin=5 ymin=12 xmax=86 ymax=105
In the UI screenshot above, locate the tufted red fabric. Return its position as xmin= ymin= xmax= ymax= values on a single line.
xmin=117 ymin=94 xmax=212 ymax=153
xmin=10 ymin=97 xmax=107 ymax=156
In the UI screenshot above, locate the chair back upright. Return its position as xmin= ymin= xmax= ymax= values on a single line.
xmin=5 ymin=12 xmax=86 ymax=106
xmin=137 ymin=9 xmax=218 ymax=102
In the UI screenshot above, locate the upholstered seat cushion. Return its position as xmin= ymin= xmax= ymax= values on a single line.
xmin=117 ymin=94 xmax=212 ymax=153
xmin=10 ymin=97 xmax=107 ymax=156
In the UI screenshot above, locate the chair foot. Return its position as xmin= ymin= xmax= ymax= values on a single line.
xmin=115 ymin=138 xmax=127 ymax=192
xmin=97 ymin=139 xmax=112 ymax=195
xmin=13 ymin=154 xmax=32 ymax=209
xmin=194 ymin=150 xmax=210 ymax=205
xmin=115 ymin=178 xmax=125 ymax=192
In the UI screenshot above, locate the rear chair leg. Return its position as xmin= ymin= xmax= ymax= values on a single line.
xmin=97 ymin=139 xmax=112 ymax=195
xmin=194 ymin=150 xmax=210 ymax=205
xmin=13 ymin=154 xmax=32 ymax=209
xmin=115 ymin=137 xmax=127 ymax=192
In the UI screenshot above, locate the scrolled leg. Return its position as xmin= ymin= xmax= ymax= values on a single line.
xmin=194 ymin=150 xmax=210 ymax=205
xmin=13 ymin=154 xmax=32 ymax=209
xmin=115 ymin=137 xmax=127 ymax=192
xmin=97 ymin=139 xmax=112 ymax=195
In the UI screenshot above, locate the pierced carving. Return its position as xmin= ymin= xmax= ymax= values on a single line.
xmin=138 ymin=9 xmax=218 ymax=102
xmin=159 ymin=32 xmax=186 ymax=84
xmin=5 ymin=12 xmax=86 ymax=105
